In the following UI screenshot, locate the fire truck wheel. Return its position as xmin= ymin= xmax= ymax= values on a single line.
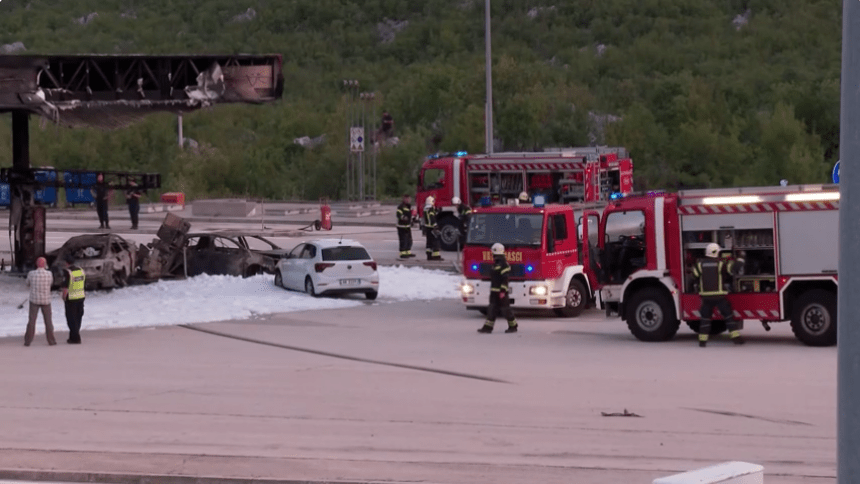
xmin=625 ymin=288 xmax=680 ymax=342
xmin=438 ymin=217 xmax=462 ymax=251
xmin=685 ymin=321 xmax=727 ymax=335
xmin=790 ymin=289 xmax=837 ymax=347
xmin=555 ymin=279 xmax=587 ymax=317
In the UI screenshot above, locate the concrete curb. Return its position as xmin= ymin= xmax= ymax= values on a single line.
xmin=0 ymin=469 xmax=378 ymax=484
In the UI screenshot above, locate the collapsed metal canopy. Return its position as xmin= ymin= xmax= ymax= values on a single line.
xmin=0 ymin=54 xmax=284 ymax=129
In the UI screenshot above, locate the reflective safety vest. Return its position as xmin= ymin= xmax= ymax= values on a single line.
xmin=692 ymin=259 xmax=738 ymax=296
xmin=490 ymin=256 xmax=511 ymax=293
xmin=68 ymin=268 xmax=86 ymax=300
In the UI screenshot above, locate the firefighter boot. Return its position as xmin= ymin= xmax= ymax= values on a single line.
xmin=731 ymin=331 xmax=745 ymax=345
xmin=698 ymin=334 xmax=708 ymax=348
xmin=477 ymin=323 xmax=493 ymax=334
xmin=504 ymin=322 xmax=518 ymax=333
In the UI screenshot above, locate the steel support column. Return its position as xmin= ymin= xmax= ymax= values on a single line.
xmin=838 ymin=0 xmax=860 ymax=481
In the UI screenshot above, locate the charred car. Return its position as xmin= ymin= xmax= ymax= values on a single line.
xmin=135 ymin=214 xmax=291 ymax=280
xmin=47 ymin=234 xmax=137 ymax=289
xmin=180 ymin=233 xmax=279 ymax=277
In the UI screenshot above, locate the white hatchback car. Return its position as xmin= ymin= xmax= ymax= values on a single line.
xmin=275 ymin=239 xmax=380 ymax=299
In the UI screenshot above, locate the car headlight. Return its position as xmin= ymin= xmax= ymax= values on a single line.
xmin=529 ymin=285 xmax=548 ymax=296
xmin=461 ymin=283 xmax=475 ymax=295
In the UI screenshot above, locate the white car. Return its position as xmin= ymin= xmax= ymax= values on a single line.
xmin=275 ymin=239 xmax=379 ymax=300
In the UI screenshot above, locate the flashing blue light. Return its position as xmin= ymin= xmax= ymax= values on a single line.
xmin=471 ymin=264 xmax=479 ymax=271
xmin=480 ymin=196 xmax=492 ymax=207
xmin=533 ymin=195 xmax=546 ymax=207
xmin=526 ymin=265 xmax=534 ymax=273
xmin=609 ymin=192 xmax=624 ymax=200
xmin=455 ymin=150 xmax=468 ymax=156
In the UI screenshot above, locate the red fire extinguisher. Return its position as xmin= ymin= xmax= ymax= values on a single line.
xmin=319 ymin=198 xmax=332 ymax=231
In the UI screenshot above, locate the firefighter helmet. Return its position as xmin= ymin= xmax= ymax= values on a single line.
xmin=452 ymin=196 xmax=461 ymax=205
xmin=425 ymin=195 xmax=435 ymax=208
xmin=705 ymin=243 xmax=721 ymax=258
xmin=491 ymin=243 xmax=505 ymax=255
xmin=518 ymin=191 xmax=529 ymax=202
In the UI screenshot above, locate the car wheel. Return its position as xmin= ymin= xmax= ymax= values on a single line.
xmin=305 ymin=276 xmax=318 ymax=297
xmin=365 ymin=290 xmax=378 ymax=300
xmin=274 ymin=270 xmax=283 ymax=288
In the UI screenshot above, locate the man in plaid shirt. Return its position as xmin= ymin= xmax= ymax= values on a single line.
xmin=25 ymin=257 xmax=57 ymax=346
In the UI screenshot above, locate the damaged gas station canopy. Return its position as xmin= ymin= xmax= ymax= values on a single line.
xmin=0 ymin=54 xmax=284 ymax=129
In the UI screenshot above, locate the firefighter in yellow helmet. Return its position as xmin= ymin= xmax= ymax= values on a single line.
xmin=478 ymin=243 xmax=519 ymax=334
xmin=691 ymin=243 xmax=744 ymax=347
xmin=61 ymin=253 xmax=86 ymax=344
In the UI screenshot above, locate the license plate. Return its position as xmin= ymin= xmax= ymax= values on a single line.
xmin=339 ymin=278 xmax=361 ymax=286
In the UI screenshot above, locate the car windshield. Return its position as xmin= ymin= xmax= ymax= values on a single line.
xmin=466 ymin=213 xmax=543 ymax=248
xmin=321 ymin=246 xmax=371 ymax=261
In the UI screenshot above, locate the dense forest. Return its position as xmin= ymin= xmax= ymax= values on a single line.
xmin=0 ymin=0 xmax=843 ymax=201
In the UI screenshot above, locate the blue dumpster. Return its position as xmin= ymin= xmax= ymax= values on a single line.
xmin=34 ymin=170 xmax=58 ymax=206
xmin=0 ymin=183 xmax=9 ymax=208
xmin=64 ymin=172 xmax=97 ymax=206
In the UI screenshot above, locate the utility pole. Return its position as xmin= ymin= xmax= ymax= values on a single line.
xmin=485 ymin=0 xmax=493 ymax=154
xmin=839 ymin=0 xmax=860 ymax=482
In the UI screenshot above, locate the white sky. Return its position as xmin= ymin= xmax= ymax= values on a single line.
xmin=0 ymin=266 xmax=461 ymax=339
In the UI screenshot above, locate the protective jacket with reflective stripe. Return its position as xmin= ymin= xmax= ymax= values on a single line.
xmin=490 ymin=256 xmax=511 ymax=293
xmin=423 ymin=207 xmax=438 ymax=229
xmin=396 ymin=203 xmax=412 ymax=228
xmin=67 ymin=267 xmax=86 ymax=300
xmin=692 ymin=259 xmax=739 ymax=296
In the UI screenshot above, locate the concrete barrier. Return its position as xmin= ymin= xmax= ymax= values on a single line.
xmin=654 ymin=461 xmax=764 ymax=484
xmin=192 ymin=199 xmax=260 ymax=217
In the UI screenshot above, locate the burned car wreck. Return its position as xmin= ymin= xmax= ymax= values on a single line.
xmin=44 ymin=214 xmax=291 ymax=290
xmin=135 ymin=213 xmax=288 ymax=280
xmin=46 ymin=233 xmax=137 ymax=290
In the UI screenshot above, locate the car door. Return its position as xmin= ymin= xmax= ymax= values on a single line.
xmin=295 ymin=244 xmax=318 ymax=287
xmin=281 ymin=243 xmax=306 ymax=289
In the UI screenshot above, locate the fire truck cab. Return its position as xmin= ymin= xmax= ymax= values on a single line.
xmin=416 ymin=148 xmax=633 ymax=251
xmin=594 ymin=184 xmax=840 ymax=346
xmin=459 ymin=199 xmax=599 ymax=317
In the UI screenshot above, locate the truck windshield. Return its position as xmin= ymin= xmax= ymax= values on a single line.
xmin=466 ymin=213 xmax=543 ymax=248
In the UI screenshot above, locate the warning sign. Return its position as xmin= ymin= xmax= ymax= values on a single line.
xmin=350 ymin=127 xmax=365 ymax=153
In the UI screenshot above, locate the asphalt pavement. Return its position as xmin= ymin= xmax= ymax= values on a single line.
xmin=0 ymin=201 xmax=838 ymax=483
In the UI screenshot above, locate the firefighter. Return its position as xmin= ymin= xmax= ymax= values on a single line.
xmin=396 ymin=194 xmax=415 ymax=258
xmin=478 ymin=243 xmax=518 ymax=334
xmin=692 ymin=243 xmax=745 ymax=347
xmin=423 ymin=196 xmax=443 ymax=261
xmin=451 ymin=196 xmax=471 ymax=245
xmin=516 ymin=191 xmax=530 ymax=205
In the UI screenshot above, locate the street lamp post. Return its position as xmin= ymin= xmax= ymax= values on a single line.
xmin=485 ymin=0 xmax=493 ymax=154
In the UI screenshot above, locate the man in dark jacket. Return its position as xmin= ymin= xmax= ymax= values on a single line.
xmin=126 ymin=180 xmax=142 ymax=230
xmin=478 ymin=243 xmax=519 ymax=334
xmin=396 ymin=194 xmax=415 ymax=258
xmin=91 ymin=173 xmax=112 ymax=229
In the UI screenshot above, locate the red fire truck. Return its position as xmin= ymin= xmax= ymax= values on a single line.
xmin=416 ymin=148 xmax=633 ymax=250
xmin=460 ymin=183 xmax=839 ymax=347
xmin=459 ymin=198 xmax=603 ymax=317
xmin=591 ymin=184 xmax=839 ymax=346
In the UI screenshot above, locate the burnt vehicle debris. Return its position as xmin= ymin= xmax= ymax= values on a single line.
xmin=46 ymin=233 xmax=137 ymax=290
xmin=45 ymin=214 xmax=297 ymax=289
xmin=135 ymin=213 xmax=292 ymax=280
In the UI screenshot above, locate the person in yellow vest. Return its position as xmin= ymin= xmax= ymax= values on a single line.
xmin=61 ymin=253 xmax=86 ymax=344
xmin=691 ymin=243 xmax=744 ymax=347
